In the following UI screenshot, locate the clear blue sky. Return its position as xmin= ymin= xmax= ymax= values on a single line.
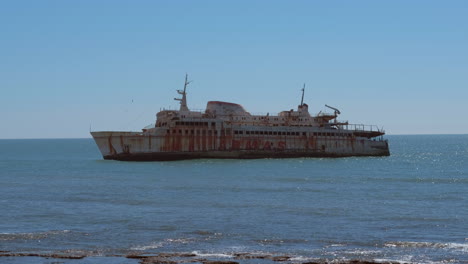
xmin=1 ymin=0 xmax=467 ymax=138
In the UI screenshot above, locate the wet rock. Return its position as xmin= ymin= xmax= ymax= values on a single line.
xmin=0 ymin=253 xmax=35 ymax=257
xmin=202 ymin=261 xmax=239 ymax=264
xmin=126 ymin=254 xmax=153 ymax=259
xmin=188 ymin=258 xmax=208 ymax=263
xmin=346 ymin=261 xmax=392 ymax=264
xmin=49 ymin=254 xmax=86 ymax=259
xmin=233 ymin=253 xmax=270 ymax=259
xmin=0 ymin=253 xmax=86 ymax=259
xmin=140 ymin=256 xmax=178 ymax=264
xmin=158 ymin=253 xmax=183 ymax=258
xmin=156 ymin=252 xmax=197 ymax=258
xmin=336 ymin=261 xmax=403 ymax=264
xmin=271 ymin=255 xmax=291 ymax=261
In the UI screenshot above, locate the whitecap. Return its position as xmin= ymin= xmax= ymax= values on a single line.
xmin=191 ymin=251 xmax=233 ymax=258
xmin=130 ymin=242 xmax=163 ymax=250
xmin=385 ymin=241 xmax=468 ymax=251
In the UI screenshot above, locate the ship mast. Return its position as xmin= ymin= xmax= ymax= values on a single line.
xmin=300 ymin=83 xmax=305 ymax=106
xmin=174 ymin=74 xmax=191 ymax=111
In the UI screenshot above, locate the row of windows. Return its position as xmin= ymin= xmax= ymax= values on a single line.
xmin=233 ymin=117 xmax=312 ymax=122
xmin=167 ymin=129 xmax=352 ymax=137
xmin=175 ymin=121 xmax=213 ymax=127
xmin=234 ymin=131 xmax=352 ymax=137
xmin=169 ymin=129 xmax=218 ymax=135
xmin=161 ymin=120 xmax=320 ymax=128
xmin=315 ymin=132 xmax=352 ymax=137
xmin=235 ymin=130 xmax=305 ymax=136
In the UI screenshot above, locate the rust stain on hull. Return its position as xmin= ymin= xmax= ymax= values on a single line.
xmin=93 ymin=132 xmax=390 ymax=161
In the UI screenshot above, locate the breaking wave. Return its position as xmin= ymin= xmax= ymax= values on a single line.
xmin=384 ymin=241 xmax=468 ymax=252
xmin=190 ymin=251 xmax=233 ymax=258
xmin=130 ymin=242 xmax=164 ymax=251
xmin=130 ymin=238 xmax=197 ymax=250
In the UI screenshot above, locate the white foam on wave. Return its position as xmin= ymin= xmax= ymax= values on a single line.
xmin=342 ymin=249 xmax=382 ymax=256
xmin=165 ymin=237 xmax=197 ymax=244
xmin=191 ymin=251 xmax=233 ymax=258
xmin=130 ymin=237 xmax=199 ymax=251
xmin=330 ymin=243 xmax=347 ymax=247
xmin=289 ymin=256 xmax=317 ymax=262
xmin=445 ymin=242 xmax=468 ymax=252
xmin=375 ymin=258 xmax=460 ymax=264
xmin=130 ymin=242 xmax=164 ymax=250
xmin=385 ymin=241 xmax=468 ymax=252
xmin=374 ymin=258 xmax=412 ymax=264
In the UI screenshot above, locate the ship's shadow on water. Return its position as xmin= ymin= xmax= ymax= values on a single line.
xmin=0 ymin=135 xmax=467 ymax=263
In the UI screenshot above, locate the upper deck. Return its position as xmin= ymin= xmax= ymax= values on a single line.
xmin=147 ymin=75 xmax=385 ymax=139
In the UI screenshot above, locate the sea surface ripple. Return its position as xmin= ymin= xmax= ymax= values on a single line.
xmin=0 ymin=135 xmax=467 ymax=263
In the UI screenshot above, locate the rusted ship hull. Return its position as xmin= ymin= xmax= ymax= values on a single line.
xmin=91 ymin=75 xmax=390 ymax=161
xmin=91 ymin=131 xmax=390 ymax=161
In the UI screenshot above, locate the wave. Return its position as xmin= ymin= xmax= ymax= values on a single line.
xmin=0 ymin=230 xmax=71 ymax=241
xmin=130 ymin=234 xmax=223 ymax=251
xmin=130 ymin=242 xmax=164 ymax=251
xmin=190 ymin=251 xmax=233 ymax=258
xmin=254 ymin=238 xmax=309 ymax=245
xmin=384 ymin=241 xmax=468 ymax=252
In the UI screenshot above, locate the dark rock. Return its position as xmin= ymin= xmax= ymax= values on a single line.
xmin=49 ymin=254 xmax=86 ymax=259
xmin=158 ymin=253 xmax=182 ymax=258
xmin=202 ymin=261 xmax=239 ymax=264
xmin=271 ymin=255 xmax=291 ymax=261
xmin=233 ymin=253 xmax=270 ymax=259
xmin=188 ymin=258 xmax=208 ymax=263
xmin=140 ymin=256 xmax=178 ymax=264
xmin=156 ymin=252 xmax=197 ymax=258
xmin=337 ymin=261 xmax=400 ymax=264
xmin=0 ymin=253 xmax=86 ymax=259
xmin=0 ymin=253 xmax=38 ymax=258
xmin=346 ymin=261 xmax=395 ymax=264
xmin=126 ymin=255 xmax=152 ymax=259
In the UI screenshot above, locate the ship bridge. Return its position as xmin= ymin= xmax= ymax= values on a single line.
xmin=205 ymin=101 xmax=251 ymax=117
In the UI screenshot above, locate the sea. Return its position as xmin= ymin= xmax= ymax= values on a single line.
xmin=0 ymin=135 xmax=467 ymax=264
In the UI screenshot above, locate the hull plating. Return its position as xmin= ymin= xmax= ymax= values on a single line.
xmin=91 ymin=132 xmax=390 ymax=161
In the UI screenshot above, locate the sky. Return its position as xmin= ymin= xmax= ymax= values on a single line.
xmin=1 ymin=0 xmax=467 ymax=138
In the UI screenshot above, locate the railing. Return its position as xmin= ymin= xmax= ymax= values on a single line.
xmin=335 ymin=123 xmax=384 ymax=133
xmin=160 ymin=108 xmax=205 ymax=113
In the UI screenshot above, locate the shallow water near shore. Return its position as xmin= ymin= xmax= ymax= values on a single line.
xmin=0 ymin=135 xmax=467 ymax=263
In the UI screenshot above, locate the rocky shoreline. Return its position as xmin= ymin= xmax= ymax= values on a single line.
xmin=0 ymin=251 xmax=407 ymax=264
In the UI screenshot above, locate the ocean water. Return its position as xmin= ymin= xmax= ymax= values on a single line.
xmin=0 ymin=135 xmax=467 ymax=263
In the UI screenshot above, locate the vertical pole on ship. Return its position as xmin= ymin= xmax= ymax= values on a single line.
xmin=300 ymin=83 xmax=305 ymax=106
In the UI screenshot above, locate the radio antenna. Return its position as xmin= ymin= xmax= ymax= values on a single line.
xmin=300 ymin=83 xmax=305 ymax=106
